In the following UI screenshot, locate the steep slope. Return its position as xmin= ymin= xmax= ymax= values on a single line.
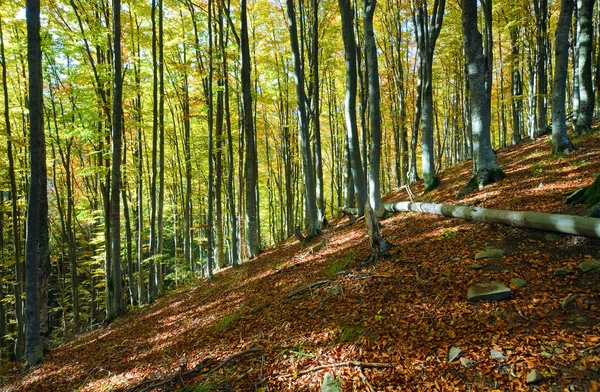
xmin=2 ymin=133 xmax=600 ymax=391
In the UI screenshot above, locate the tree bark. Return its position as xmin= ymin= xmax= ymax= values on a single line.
xmin=338 ymin=0 xmax=367 ymax=216
xmin=552 ymin=0 xmax=576 ymax=154
xmin=364 ymin=0 xmax=385 ymax=216
xmin=108 ymin=0 xmax=124 ymax=322
xmin=461 ymin=0 xmax=505 ymax=192
xmin=534 ymin=0 xmax=548 ymax=137
xmin=287 ymin=0 xmax=320 ymax=238
xmin=384 ymin=201 xmax=600 ymax=239
xmin=575 ymin=0 xmax=594 ymax=133
xmin=241 ymin=0 xmax=259 ymax=258
xmin=24 ymin=0 xmax=44 ymax=366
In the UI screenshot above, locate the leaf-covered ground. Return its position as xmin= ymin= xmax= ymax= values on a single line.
xmin=2 ymin=134 xmax=600 ymax=391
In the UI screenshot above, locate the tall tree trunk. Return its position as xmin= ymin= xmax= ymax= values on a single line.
xmin=215 ymin=2 xmax=225 ymax=268
xmin=510 ymin=27 xmax=523 ymax=144
xmin=575 ymin=0 xmax=594 ymax=133
xmin=338 ymin=0 xmax=367 ymax=216
xmin=148 ymin=0 xmax=158 ymax=302
xmin=534 ymin=0 xmax=548 ymax=137
xmin=241 ymin=0 xmax=259 ymax=258
xmin=311 ymin=0 xmax=326 ymax=227
xmin=409 ymin=56 xmax=421 ymax=184
xmin=461 ymin=0 xmax=505 ymax=192
xmin=24 ymin=0 xmax=45 ymax=366
xmin=108 ymin=0 xmax=124 ymax=322
xmin=224 ymin=16 xmax=238 ymax=268
xmin=157 ymin=0 xmax=165 ymax=294
xmin=411 ymin=0 xmax=445 ymax=192
xmin=207 ymin=0 xmax=215 ymax=278
xmin=363 ymin=0 xmax=385 ymax=216
xmin=287 ymin=0 xmax=320 ymax=237
xmin=552 ymin=0 xmax=576 ymax=153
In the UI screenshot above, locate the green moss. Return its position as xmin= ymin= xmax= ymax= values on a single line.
xmin=215 ymin=311 xmax=241 ymax=333
xmin=322 ymin=253 xmax=352 ymax=277
xmin=338 ymin=324 xmax=369 ymax=343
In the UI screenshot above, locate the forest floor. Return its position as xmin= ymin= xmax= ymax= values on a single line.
xmin=2 ymin=132 xmax=600 ymax=392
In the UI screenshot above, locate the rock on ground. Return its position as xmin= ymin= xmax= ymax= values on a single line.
xmin=467 ymin=283 xmax=512 ymax=301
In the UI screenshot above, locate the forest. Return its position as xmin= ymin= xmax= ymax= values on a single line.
xmin=1 ymin=0 xmax=600 ymax=390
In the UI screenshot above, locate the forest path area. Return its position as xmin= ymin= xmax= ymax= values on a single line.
xmin=2 ymin=133 xmax=600 ymax=391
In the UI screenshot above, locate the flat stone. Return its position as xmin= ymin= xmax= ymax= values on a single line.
xmin=545 ymin=233 xmax=560 ymax=242
xmin=561 ymin=294 xmax=579 ymax=309
xmin=510 ymin=278 xmax=527 ymax=288
xmin=448 ymin=346 xmax=464 ymax=363
xmin=460 ymin=357 xmax=474 ymax=368
xmin=553 ymin=268 xmax=573 ymax=277
xmin=475 ymin=248 xmax=505 ymax=260
xmin=574 ymin=316 xmax=587 ymax=325
xmin=321 ymin=372 xmax=342 ymax=392
xmin=468 ymin=264 xmax=484 ymax=270
xmin=490 ymin=349 xmax=507 ymax=360
xmin=468 ymin=283 xmax=512 ymax=302
xmin=578 ymin=260 xmax=600 ymax=273
xmin=554 ymin=348 xmax=564 ymax=355
xmin=541 ymin=351 xmax=552 ymax=359
xmin=526 ymin=369 xmax=543 ymax=384
xmin=450 ymin=257 xmax=461 ymax=262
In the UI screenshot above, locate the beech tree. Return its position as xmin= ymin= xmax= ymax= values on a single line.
xmin=461 ymin=0 xmax=505 ymax=192
xmin=575 ymin=0 xmax=594 ymax=133
xmin=24 ymin=0 xmax=46 ymax=366
xmin=338 ymin=0 xmax=367 ymax=216
xmin=286 ymin=0 xmax=320 ymax=238
xmin=411 ymin=0 xmax=445 ymax=192
xmin=552 ymin=0 xmax=576 ymax=153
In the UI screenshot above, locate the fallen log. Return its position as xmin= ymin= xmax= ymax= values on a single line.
xmin=383 ymin=201 xmax=600 ymax=238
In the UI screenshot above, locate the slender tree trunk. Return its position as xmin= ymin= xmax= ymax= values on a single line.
xmin=534 ymin=0 xmax=548 ymax=137
xmin=287 ymin=0 xmax=320 ymax=237
xmin=224 ymin=15 xmax=238 ymax=267
xmin=338 ymin=0 xmax=367 ymax=216
xmin=241 ymin=0 xmax=259 ymax=258
xmin=157 ymin=0 xmax=165 ymax=294
xmin=411 ymin=0 xmax=445 ymax=192
xmin=108 ymin=0 xmax=123 ymax=322
xmin=575 ymin=0 xmax=594 ymax=133
xmin=311 ymin=0 xmax=326 ymax=227
xmin=207 ymin=0 xmax=215 ymax=278
xmin=552 ymin=0 xmax=576 ymax=154
xmin=216 ymin=2 xmax=225 ymax=268
xmin=24 ymin=0 xmax=45 ymax=366
xmin=363 ymin=0 xmax=385 ymax=216
xmin=510 ymin=27 xmax=523 ymax=144
xmin=148 ymin=0 xmax=158 ymax=302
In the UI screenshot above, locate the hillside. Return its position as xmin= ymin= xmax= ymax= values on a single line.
xmin=2 ymin=134 xmax=600 ymax=391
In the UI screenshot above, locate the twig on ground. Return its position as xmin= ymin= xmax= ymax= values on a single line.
xmin=137 ymin=349 xmax=261 ymax=392
xmin=285 ymin=280 xmax=331 ymax=300
xmin=581 ymin=342 xmax=600 ymax=354
xmin=275 ymin=361 xmax=393 ymax=379
xmin=204 ymin=348 xmax=263 ymax=376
